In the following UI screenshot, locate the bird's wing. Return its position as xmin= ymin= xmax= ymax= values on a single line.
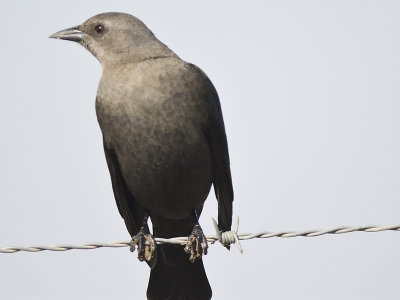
xmin=204 ymin=91 xmax=234 ymax=233
xmin=103 ymin=140 xmax=146 ymax=237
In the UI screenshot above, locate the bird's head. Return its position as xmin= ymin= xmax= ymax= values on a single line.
xmin=50 ymin=12 xmax=173 ymax=67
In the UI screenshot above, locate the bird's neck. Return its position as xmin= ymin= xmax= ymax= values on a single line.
xmin=100 ymin=41 xmax=178 ymax=70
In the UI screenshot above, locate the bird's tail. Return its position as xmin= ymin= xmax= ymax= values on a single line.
xmin=147 ymin=244 xmax=212 ymax=300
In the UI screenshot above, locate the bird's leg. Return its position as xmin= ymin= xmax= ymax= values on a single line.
xmin=184 ymin=210 xmax=208 ymax=263
xmin=130 ymin=212 xmax=156 ymax=262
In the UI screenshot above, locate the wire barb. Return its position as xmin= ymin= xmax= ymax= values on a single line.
xmin=1 ymin=223 xmax=399 ymax=254
xmin=212 ymin=216 xmax=243 ymax=253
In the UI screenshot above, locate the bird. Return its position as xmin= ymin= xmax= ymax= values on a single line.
xmin=50 ymin=12 xmax=234 ymax=300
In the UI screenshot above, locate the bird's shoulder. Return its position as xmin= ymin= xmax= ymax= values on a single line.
xmin=135 ymin=57 xmax=213 ymax=89
xmin=100 ymin=57 xmax=216 ymax=99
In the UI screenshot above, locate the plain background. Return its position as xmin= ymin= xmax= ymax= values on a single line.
xmin=0 ymin=1 xmax=399 ymax=299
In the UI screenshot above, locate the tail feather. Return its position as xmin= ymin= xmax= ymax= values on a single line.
xmin=147 ymin=245 xmax=212 ymax=300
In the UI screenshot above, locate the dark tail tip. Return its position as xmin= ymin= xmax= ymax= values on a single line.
xmin=147 ymin=246 xmax=212 ymax=300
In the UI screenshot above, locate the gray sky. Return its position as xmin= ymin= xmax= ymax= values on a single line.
xmin=1 ymin=1 xmax=399 ymax=299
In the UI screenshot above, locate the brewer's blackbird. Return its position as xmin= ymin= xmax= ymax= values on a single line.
xmin=50 ymin=12 xmax=234 ymax=300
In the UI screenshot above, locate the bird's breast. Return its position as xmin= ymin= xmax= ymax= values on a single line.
xmin=95 ymin=68 xmax=213 ymax=218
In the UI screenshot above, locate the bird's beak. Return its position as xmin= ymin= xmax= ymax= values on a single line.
xmin=49 ymin=26 xmax=84 ymax=42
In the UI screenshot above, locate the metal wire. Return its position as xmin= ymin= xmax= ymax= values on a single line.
xmin=1 ymin=223 xmax=399 ymax=254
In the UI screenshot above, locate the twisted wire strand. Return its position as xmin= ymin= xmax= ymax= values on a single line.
xmin=1 ymin=224 xmax=399 ymax=254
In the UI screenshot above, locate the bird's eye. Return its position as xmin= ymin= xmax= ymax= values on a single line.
xmin=95 ymin=24 xmax=104 ymax=35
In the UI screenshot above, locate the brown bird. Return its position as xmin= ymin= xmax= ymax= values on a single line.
xmin=50 ymin=12 xmax=234 ymax=300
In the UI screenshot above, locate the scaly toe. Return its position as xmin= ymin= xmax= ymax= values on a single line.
xmin=130 ymin=232 xmax=156 ymax=262
xmin=185 ymin=225 xmax=208 ymax=263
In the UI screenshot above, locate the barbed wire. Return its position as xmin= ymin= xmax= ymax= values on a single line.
xmin=1 ymin=218 xmax=399 ymax=254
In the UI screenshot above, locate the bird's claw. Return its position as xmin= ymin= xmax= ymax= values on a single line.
xmin=130 ymin=232 xmax=156 ymax=262
xmin=184 ymin=224 xmax=208 ymax=263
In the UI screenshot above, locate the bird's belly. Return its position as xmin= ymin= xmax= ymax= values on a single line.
xmin=109 ymin=122 xmax=213 ymax=219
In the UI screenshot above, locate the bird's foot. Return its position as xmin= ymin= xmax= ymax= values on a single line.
xmin=130 ymin=230 xmax=156 ymax=262
xmin=184 ymin=224 xmax=208 ymax=263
